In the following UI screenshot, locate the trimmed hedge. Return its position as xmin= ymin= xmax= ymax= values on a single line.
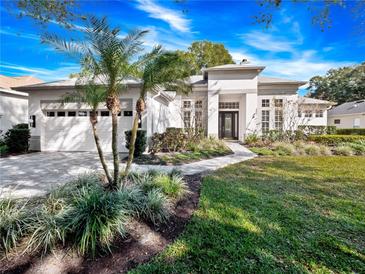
xmin=298 ymin=125 xmax=337 ymax=135
xmin=308 ymin=134 xmax=365 ymax=146
xmin=4 ymin=124 xmax=30 ymax=153
xmin=336 ymin=128 xmax=365 ymax=135
xmin=125 ymin=130 xmax=147 ymax=157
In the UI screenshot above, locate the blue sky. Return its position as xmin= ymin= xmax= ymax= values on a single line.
xmin=1 ymin=0 xmax=364 ymax=95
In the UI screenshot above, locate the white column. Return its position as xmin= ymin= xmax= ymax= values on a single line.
xmin=207 ymin=89 xmax=219 ymax=138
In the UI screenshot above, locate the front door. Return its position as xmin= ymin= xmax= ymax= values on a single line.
xmin=219 ymin=111 xmax=238 ymax=139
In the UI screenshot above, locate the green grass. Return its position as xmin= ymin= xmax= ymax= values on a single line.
xmin=131 ymin=156 xmax=365 ymax=273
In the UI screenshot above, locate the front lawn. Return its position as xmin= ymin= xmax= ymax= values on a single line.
xmin=131 ymin=156 xmax=365 ymax=273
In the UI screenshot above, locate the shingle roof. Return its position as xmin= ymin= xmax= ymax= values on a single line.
xmin=0 ymin=75 xmax=43 ymax=89
xmin=328 ymin=100 xmax=365 ymax=116
xmin=258 ymin=76 xmax=306 ymax=85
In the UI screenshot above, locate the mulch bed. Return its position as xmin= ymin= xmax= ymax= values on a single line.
xmin=0 ymin=174 xmax=203 ymax=274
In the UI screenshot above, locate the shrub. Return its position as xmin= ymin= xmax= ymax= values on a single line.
xmin=64 ymin=185 xmax=128 ymax=257
xmin=304 ymin=144 xmax=321 ymax=156
xmin=333 ymin=146 xmax=354 ymax=156
xmin=0 ymin=199 xmax=29 ymax=254
xmin=4 ymin=123 xmax=30 ymax=153
xmin=125 ymin=130 xmax=147 ymax=157
xmin=187 ymin=137 xmax=230 ymax=155
xmin=336 ymin=128 xmax=365 ymax=135
xmin=140 ymin=189 xmax=171 ymax=225
xmin=319 ymin=145 xmax=332 ymax=156
xmin=244 ymin=134 xmax=259 ymax=145
xmin=150 ymin=128 xmax=188 ymax=153
xmin=298 ymin=125 xmax=336 ymax=135
xmin=308 ymin=135 xmax=365 ymax=146
xmin=272 ymin=142 xmax=295 ymax=156
xmin=153 ymin=173 xmax=188 ymax=200
xmin=346 ymin=142 xmax=365 ymax=155
xmin=0 ymin=145 xmax=8 ymax=156
xmin=249 ymin=147 xmax=275 ymax=156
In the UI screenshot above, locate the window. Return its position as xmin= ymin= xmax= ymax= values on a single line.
xmin=57 ymin=111 xmax=65 ymax=117
xmin=304 ymin=110 xmax=312 ymax=118
xmin=100 ymin=111 xmax=110 ymax=117
xmin=262 ymin=99 xmax=270 ymax=107
xmin=195 ymin=111 xmax=203 ymax=128
xmin=46 ymin=111 xmax=55 ymax=117
xmin=219 ymin=102 xmax=239 ymax=109
xmin=334 ymin=119 xmax=341 ymax=124
xmin=118 ymin=111 xmax=122 ymax=116
xmin=78 ymin=111 xmax=88 ymax=117
xmin=315 ymin=110 xmax=323 ymax=118
xmin=124 ymin=111 xmax=133 ymax=117
xmin=298 ymin=109 xmax=302 ymax=117
xmin=262 ymin=110 xmax=270 ymax=134
xmin=29 ymin=115 xmax=36 ymax=128
xmin=183 ymin=100 xmax=191 ymax=109
xmin=195 ymin=100 xmax=203 ymax=109
xmin=353 ymin=118 xmax=360 ymax=128
xmin=68 ymin=111 xmax=76 ymax=117
xmin=183 ymin=111 xmax=191 ymax=128
xmin=275 ymin=109 xmax=283 ymax=130
xmin=274 ymin=99 xmax=283 ymax=108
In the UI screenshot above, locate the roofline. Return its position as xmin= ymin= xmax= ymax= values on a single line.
xmin=0 ymin=88 xmax=28 ymax=97
xmin=328 ymin=112 xmax=365 ymax=117
xmin=15 ymin=82 xmax=142 ymax=91
xmin=203 ymin=66 xmax=266 ymax=72
xmin=258 ymin=81 xmax=307 ymax=86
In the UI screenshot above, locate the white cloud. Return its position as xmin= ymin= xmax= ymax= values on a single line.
xmin=0 ymin=29 xmax=39 ymax=41
xmin=135 ymin=0 xmax=191 ymax=32
xmin=0 ymin=62 xmax=80 ymax=81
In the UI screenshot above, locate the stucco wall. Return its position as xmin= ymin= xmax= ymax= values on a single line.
xmin=328 ymin=114 xmax=365 ymax=128
xmin=0 ymin=92 xmax=28 ymax=134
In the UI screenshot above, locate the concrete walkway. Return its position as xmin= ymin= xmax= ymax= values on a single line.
xmin=0 ymin=142 xmax=255 ymax=198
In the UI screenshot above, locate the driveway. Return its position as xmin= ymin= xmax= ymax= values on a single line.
xmin=0 ymin=143 xmax=255 ymax=199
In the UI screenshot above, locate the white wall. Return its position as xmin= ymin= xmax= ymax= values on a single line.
xmin=328 ymin=114 xmax=365 ymax=128
xmin=0 ymin=92 xmax=28 ymax=135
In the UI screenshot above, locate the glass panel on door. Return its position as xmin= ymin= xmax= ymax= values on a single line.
xmin=224 ymin=113 xmax=232 ymax=137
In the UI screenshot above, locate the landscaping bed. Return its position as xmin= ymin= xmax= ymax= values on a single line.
xmin=0 ymin=172 xmax=203 ymax=274
xmin=131 ymin=156 xmax=365 ymax=273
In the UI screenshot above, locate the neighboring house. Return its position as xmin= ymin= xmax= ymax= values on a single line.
xmin=328 ymin=100 xmax=365 ymax=128
xmin=297 ymin=97 xmax=334 ymax=127
xmin=0 ymin=75 xmax=43 ymax=134
xmin=16 ymin=63 xmax=329 ymax=152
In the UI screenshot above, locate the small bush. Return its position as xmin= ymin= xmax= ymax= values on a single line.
xmin=249 ymin=147 xmax=275 ymax=156
xmin=0 ymin=199 xmax=29 ymax=254
xmin=244 ymin=134 xmax=259 ymax=145
xmin=153 ymin=173 xmax=188 ymax=200
xmin=346 ymin=142 xmax=365 ymax=155
xmin=125 ymin=130 xmax=147 ymax=157
xmin=272 ymin=142 xmax=295 ymax=156
xmin=319 ymin=145 xmax=332 ymax=156
xmin=298 ymin=125 xmax=336 ymax=135
xmin=140 ymin=189 xmax=171 ymax=226
xmin=0 ymin=145 xmax=8 ymax=156
xmin=308 ymin=135 xmax=365 ymax=146
xmin=333 ymin=146 xmax=354 ymax=156
xmin=64 ymin=185 xmax=128 ymax=257
xmin=150 ymin=128 xmax=188 ymax=153
xmin=304 ymin=144 xmax=321 ymax=156
xmin=336 ymin=128 xmax=365 ymax=135
xmin=4 ymin=124 xmax=30 ymax=153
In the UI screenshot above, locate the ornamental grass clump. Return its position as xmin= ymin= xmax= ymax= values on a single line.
xmin=304 ymin=144 xmax=321 ymax=156
xmin=0 ymin=199 xmax=29 ymax=255
xmin=333 ymin=145 xmax=354 ymax=156
xmin=152 ymin=173 xmax=188 ymax=201
xmin=140 ymin=189 xmax=171 ymax=225
xmin=272 ymin=142 xmax=295 ymax=156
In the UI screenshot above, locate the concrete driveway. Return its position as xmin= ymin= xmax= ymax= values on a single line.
xmin=0 ymin=152 xmax=119 ymax=199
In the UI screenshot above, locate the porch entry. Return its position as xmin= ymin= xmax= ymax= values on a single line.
xmin=219 ymin=111 xmax=239 ymax=140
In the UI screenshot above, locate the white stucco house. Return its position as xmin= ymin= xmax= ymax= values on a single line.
xmin=16 ymin=63 xmax=331 ymax=152
xmin=328 ymin=100 xmax=365 ymax=128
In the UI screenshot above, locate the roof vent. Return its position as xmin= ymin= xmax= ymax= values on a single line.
xmin=240 ymin=59 xmax=249 ymax=64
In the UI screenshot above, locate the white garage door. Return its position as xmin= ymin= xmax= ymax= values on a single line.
xmin=43 ymin=111 xmax=134 ymax=152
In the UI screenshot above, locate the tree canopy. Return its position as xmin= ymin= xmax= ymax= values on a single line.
xmin=307 ymin=62 xmax=365 ymax=104
xmin=178 ymin=41 xmax=234 ymax=75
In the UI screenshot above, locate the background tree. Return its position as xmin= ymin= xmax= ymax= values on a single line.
xmin=178 ymin=41 xmax=234 ymax=75
xmin=307 ymin=62 xmax=365 ymax=104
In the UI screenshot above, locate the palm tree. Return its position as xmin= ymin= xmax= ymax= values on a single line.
xmin=62 ymin=80 xmax=113 ymax=184
xmin=42 ymin=16 xmax=149 ymax=189
xmin=124 ymin=51 xmax=193 ymax=174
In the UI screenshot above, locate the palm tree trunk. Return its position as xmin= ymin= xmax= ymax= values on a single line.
xmin=111 ymin=111 xmax=119 ymax=188
xmin=90 ymin=115 xmax=113 ymax=184
xmin=125 ymin=112 xmax=139 ymax=175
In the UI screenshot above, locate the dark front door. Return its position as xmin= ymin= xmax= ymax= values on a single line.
xmin=219 ymin=111 xmax=238 ymax=140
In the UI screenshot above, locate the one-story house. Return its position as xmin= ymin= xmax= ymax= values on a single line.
xmin=15 ymin=63 xmax=331 ymax=152
xmin=328 ymin=100 xmax=365 ymax=128
xmin=0 ymin=75 xmax=43 ymax=134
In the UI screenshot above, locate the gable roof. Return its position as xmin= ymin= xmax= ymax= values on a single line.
xmin=258 ymin=76 xmax=306 ymax=86
xmin=0 ymin=75 xmax=43 ymax=89
xmin=0 ymin=87 xmax=28 ymax=97
xmin=299 ymin=97 xmax=335 ymax=105
xmin=203 ymin=63 xmax=266 ymax=72
xmin=328 ymin=100 xmax=365 ymax=116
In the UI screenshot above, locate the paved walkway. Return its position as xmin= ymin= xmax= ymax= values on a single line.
xmin=0 ymin=142 xmax=255 ymax=198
